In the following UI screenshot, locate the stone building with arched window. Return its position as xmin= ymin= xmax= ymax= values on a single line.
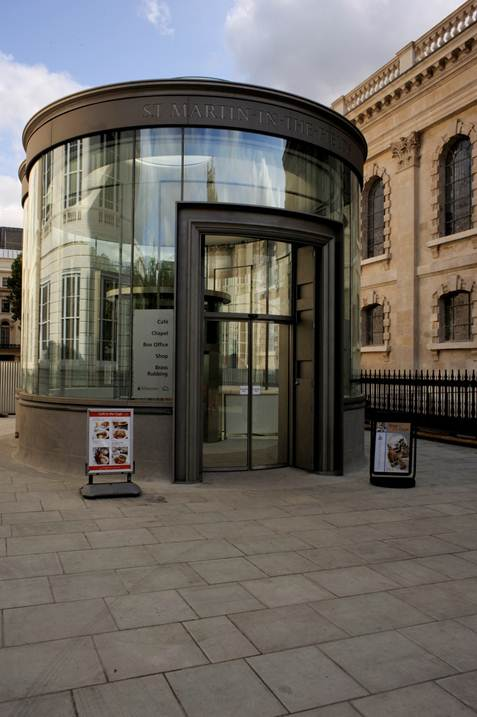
xmin=333 ymin=0 xmax=477 ymax=370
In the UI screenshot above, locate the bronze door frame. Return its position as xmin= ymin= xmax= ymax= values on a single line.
xmin=174 ymin=203 xmax=343 ymax=482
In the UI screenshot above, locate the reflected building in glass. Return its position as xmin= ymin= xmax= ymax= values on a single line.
xmin=18 ymin=79 xmax=366 ymax=479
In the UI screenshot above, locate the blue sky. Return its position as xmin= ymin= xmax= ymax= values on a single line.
xmin=1 ymin=0 xmax=235 ymax=87
xmin=0 ymin=0 xmax=462 ymax=226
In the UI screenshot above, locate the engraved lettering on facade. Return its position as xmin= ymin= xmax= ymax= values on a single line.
xmin=205 ymin=104 xmax=217 ymax=120
xmin=237 ymin=107 xmax=249 ymax=122
xmin=190 ymin=104 xmax=202 ymax=120
xmin=143 ymin=103 xmax=161 ymax=119
xmin=172 ymin=103 xmax=187 ymax=119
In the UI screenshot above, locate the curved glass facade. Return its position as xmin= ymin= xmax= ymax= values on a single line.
xmin=22 ymin=127 xmax=361 ymax=401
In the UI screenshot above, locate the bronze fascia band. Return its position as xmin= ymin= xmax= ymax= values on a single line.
xmin=21 ymin=79 xmax=367 ymax=181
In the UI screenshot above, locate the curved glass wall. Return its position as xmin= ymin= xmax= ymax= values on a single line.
xmin=21 ymin=127 xmax=361 ymax=400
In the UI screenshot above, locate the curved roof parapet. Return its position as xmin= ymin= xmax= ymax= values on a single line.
xmin=21 ymin=78 xmax=367 ymax=181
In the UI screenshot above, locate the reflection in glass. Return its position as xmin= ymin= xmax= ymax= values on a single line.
xmin=184 ymin=128 xmax=341 ymax=216
xmin=35 ymin=131 xmax=134 ymax=398
xmin=252 ymin=322 xmax=289 ymax=467
xmin=203 ymin=320 xmax=248 ymax=469
xmin=204 ymin=237 xmax=291 ymax=316
xmin=22 ymin=125 xmax=360 ymax=402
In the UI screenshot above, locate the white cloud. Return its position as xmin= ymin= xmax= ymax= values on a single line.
xmin=0 ymin=52 xmax=82 ymax=227
xmin=0 ymin=175 xmax=23 ymax=228
xmin=139 ymin=0 xmax=174 ymax=35
xmin=225 ymin=0 xmax=462 ymax=105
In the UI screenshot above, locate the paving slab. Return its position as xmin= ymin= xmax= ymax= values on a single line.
xmin=230 ymin=603 xmax=346 ymax=652
xmin=183 ymin=616 xmax=259 ymax=662
xmin=308 ymin=565 xmax=400 ymax=596
xmin=73 ymin=674 xmax=184 ymax=717
xmin=345 ymin=541 xmax=410 ymax=563
xmin=418 ymin=553 xmax=477 ymax=578
xmin=241 ymin=574 xmax=332 ymax=607
xmin=93 ymin=623 xmax=207 ymax=680
xmin=400 ymin=619 xmax=477 ymax=671
xmin=393 ymin=580 xmax=477 ymax=619
xmin=0 ymin=553 xmax=63 ymax=579
xmin=2 ymin=510 xmax=62 ymax=524
xmin=321 ymin=630 xmax=454 ymax=692
xmin=0 ymin=692 xmax=77 ymax=717
xmin=386 ymin=536 xmax=463 ymax=557
xmin=148 ymin=525 xmax=204 ymax=542
xmin=59 ymin=546 xmax=157 ymax=573
xmin=258 ymin=516 xmax=333 ymax=533
xmin=148 ymin=539 xmax=242 ymax=563
xmin=166 ymin=659 xmax=286 ymax=717
xmin=288 ymin=705 xmax=361 ymax=717
xmin=437 ymin=530 xmax=477 ymax=550
xmin=106 ymin=589 xmax=197 ymax=628
xmin=458 ymin=612 xmax=477 ymax=632
xmin=193 ymin=520 xmax=277 ymax=539
xmin=248 ymin=551 xmax=319 ymax=576
xmin=247 ymin=646 xmax=366 ymax=712
xmin=4 ymin=598 xmax=117 ymax=645
xmin=50 ymin=571 xmax=128 ymax=601
xmin=0 ymin=576 xmax=52 ymax=609
xmin=11 ymin=519 xmax=98 ymax=537
xmin=117 ymin=563 xmax=204 ymax=592
xmin=0 ymin=636 xmax=105 ymax=701
xmin=352 ymin=682 xmax=477 ymax=716
xmin=438 ymin=670 xmax=477 ymax=711
xmin=311 ymin=591 xmax=432 ymax=636
xmin=7 ymin=532 xmax=90 ymax=556
xmin=298 ymin=547 xmax=362 ymax=570
xmin=191 ymin=557 xmax=267 ymax=583
xmin=85 ymin=528 xmax=157 ymax=548
xmin=179 ymin=583 xmax=264 ymax=617
xmin=372 ymin=558 xmax=453 ymax=586
xmin=229 ymin=535 xmax=311 ymax=555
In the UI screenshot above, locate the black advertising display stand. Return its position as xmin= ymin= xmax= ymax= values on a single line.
xmin=81 ymin=409 xmax=141 ymax=499
xmin=369 ymin=415 xmax=417 ymax=488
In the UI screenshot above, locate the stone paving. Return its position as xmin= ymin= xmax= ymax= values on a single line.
xmin=0 ymin=417 xmax=477 ymax=715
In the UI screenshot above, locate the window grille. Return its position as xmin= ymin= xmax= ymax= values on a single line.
xmin=365 ymin=180 xmax=384 ymax=258
xmin=439 ymin=290 xmax=471 ymax=342
xmin=361 ymin=304 xmax=384 ymax=346
xmin=444 ymin=137 xmax=472 ymax=236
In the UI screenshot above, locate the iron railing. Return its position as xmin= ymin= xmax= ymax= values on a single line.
xmin=358 ymin=369 xmax=477 ymax=436
xmin=0 ymin=361 xmax=21 ymax=414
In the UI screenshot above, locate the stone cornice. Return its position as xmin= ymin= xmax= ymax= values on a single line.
xmin=333 ymin=3 xmax=477 ymax=129
xmin=351 ymin=33 xmax=476 ymax=128
xmin=333 ymin=1 xmax=477 ymax=120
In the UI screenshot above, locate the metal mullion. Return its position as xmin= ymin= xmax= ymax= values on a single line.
xmin=247 ymin=318 xmax=253 ymax=470
xmin=204 ymin=311 xmax=291 ymax=323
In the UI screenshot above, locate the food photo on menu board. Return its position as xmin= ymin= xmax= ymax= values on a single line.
xmin=373 ymin=422 xmax=411 ymax=474
xmin=88 ymin=410 xmax=133 ymax=473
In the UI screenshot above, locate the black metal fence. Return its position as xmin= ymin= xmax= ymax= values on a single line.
xmin=358 ymin=369 xmax=477 ymax=437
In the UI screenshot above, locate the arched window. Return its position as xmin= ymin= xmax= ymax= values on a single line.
xmin=361 ymin=304 xmax=384 ymax=346
xmin=365 ymin=179 xmax=384 ymax=258
xmin=0 ymin=322 xmax=9 ymax=347
xmin=444 ymin=136 xmax=472 ymax=236
xmin=439 ymin=290 xmax=471 ymax=342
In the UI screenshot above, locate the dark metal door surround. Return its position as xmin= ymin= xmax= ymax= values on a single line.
xmin=294 ymin=245 xmax=316 ymax=470
xmin=174 ymin=204 xmax=343 ymax=482
xmin=202 ymin=316 xmax=290 ymax=471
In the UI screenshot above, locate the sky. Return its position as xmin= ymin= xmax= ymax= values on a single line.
xmin=0 ymin=0 xmax=463 ymax=227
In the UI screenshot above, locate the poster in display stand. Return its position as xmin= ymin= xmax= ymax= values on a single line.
xmin=81 ymin=409 xmax=141 ymax=498
xmin=370 ymin=417 xmax=416 ymax=488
